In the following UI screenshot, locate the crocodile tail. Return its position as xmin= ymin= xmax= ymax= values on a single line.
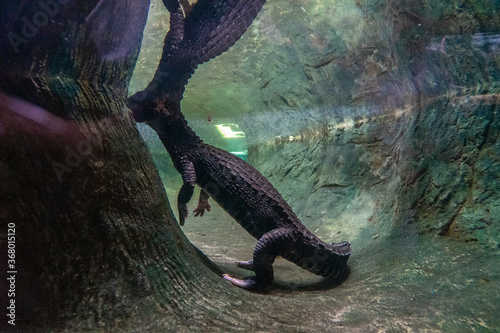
xmin=159 ymin=0 xmax=267 ymax=98
xmin=128 ymin=0 xmax=266 ymax=121
xmin=284 ymin=231 xmax=350 ymax=278
xmin=182 ymin=0 xmax=266 ymax=64
xmin=314 ymin=241 xmax=351 ymax=277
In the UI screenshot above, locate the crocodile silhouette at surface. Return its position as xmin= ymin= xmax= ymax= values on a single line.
xmin=128 ymin=0 xmax=351 ymax=292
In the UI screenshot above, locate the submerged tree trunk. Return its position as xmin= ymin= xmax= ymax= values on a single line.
xmin=0 ymin=1 xmax=251 ymax=331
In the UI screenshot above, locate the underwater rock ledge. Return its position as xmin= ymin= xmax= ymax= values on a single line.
xmin=246 ymin=92 xmax=500 ymax=249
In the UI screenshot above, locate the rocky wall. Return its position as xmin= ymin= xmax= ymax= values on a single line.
xmin=396 ymin=94 xmax=500 ymax=247
xmin=239 ymin=0 xmax=500 ymax=248
xmin=246 ymin=106 xmax=408 ymax=252
xmin=247 ymin=93 xmax=500 ymax=251
xmin=131 ymin=0 xmax=500 ymax=248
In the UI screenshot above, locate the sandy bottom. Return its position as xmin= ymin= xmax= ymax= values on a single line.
xmin=165 ymin=186 xmax=500 ymax=332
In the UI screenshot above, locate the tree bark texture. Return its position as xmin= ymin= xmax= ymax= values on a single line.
xmin=0 ymin=1 xmax=255 ymax=331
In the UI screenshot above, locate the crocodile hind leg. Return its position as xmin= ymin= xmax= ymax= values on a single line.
xmin=223 ymin=228 xmax=296 ymax=292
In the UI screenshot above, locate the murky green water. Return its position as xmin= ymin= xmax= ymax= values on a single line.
xmin=132 ymin=0 xmax=500 ymax=331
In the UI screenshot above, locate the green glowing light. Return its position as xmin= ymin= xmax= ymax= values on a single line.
xmin=215 ymin=124 xmax=245 ymax=138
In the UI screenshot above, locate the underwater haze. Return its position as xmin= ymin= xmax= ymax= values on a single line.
xmin=130 ymin=0 xmax=500 ymax=331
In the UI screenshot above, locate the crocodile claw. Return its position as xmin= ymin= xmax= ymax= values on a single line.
xmin=222 ymin=274 xmax=269 ymax=293
xmin=236 ymin=260 xmax=254 ymax=271
xmin=193 ymin=201 xmax=211 ymax=217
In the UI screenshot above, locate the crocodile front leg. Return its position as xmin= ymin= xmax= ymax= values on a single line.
xmin=193 ymin=189 xmax=211 ymax=217
xmin=177 ymin=159 xmax=196 ymax=226
xmin=223 ymin=227 xmax=297 ymax=292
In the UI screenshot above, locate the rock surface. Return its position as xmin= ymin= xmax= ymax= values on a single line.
xmin=157 ymin=0 xmax=500 ymax=247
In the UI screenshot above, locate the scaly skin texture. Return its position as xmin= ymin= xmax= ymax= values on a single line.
xmin=128 ymin=0 xmax=351 ymax=292
xmin=148 ymin=103 xmax=351 ymax=292
xmin=129 ymin=0 xmax=266 ymax=119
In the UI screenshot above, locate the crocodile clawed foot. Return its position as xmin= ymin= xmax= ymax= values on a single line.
xmin=222 ymin=274 xmax=269 ymax=293
xmin=236 ymin=260 xmax=254 ymax=271
xmin=193 ymin=201 xmax=211 ymax=217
